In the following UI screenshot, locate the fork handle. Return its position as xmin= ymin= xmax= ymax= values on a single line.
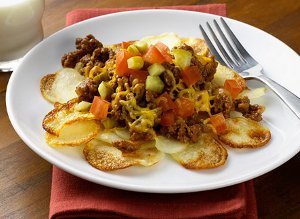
xmin=255 ymin=74 xmax=300 ymax=119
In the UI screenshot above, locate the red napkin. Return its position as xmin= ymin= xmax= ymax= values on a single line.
xmin=66 ymin=5 xmax=226 ymax=26
xmin=49 ymin=5 xmax=258 ymax=219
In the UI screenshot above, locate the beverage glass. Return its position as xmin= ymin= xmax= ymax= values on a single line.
xmin=0 ymin=0 xmax=44 ymax=72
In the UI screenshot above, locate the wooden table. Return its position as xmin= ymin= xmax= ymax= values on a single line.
xmin=1 ymin=0 xmax=299 ymax=218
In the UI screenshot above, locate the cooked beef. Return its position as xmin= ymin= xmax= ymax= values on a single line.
xmin=159 ymin=118 xmax=202 ymax=143
xmin=75 ymin=78 xmax=98 ymax=102
xmin=129 ymin=131 xmax=154 ymax=141
xmin=212 ymin=88 xmax=233 ymax=118
xmin=145 ymin=90 xmax=158 ymax=103
xmin=61 ymin=34 xmax=111 ymax=73
xmin=61 ymin=50 xmax=85 ymax=68
xmin=162 ymin=63 xmax=181 ymax=84
xmin=75 ymin=34 xmax=102 ymax=52
xmin=234 ymin=96 xmax=265 ymax=121
xmin=202 ymin=57 xmax=218 ymax=82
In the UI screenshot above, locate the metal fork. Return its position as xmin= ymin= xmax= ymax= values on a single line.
xmin=199 ymin=17 xmax=300 ymax=119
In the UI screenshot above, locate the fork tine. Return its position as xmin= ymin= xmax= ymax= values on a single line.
xmin=220 ymin=17 xmax=258 ymax=65
xmin=199 ymin=24 xmax=227 ymax=66
xmin=213 ymin=20 xmax=244 ymax=64
xmin=205 ymin=22 xmax=237 ymax=69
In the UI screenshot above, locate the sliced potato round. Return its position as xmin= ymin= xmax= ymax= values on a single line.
xmin=40 ymin=68 xmax=85 ymax=103
xmin=212 ymin=64 xmax=246 ymax=90
xmin=237 ymin=87 xmax=266 ymax=99
xmin=124 ymin=141 xmax=164 ymax=167
xmin=219 ymin=117 xmax=271 ymax=148
xmin=43 ymin=100 xmax=96 ymax=136
xmin=84 ymin=140 xmax=136 ymax=171
xmin=46 ymin=119 xmax=100 ymax=146
xmin=155 ymin=135 xmax=187 ymax=154
xmin=95 ymin=128 xmax=141 ymax=152
xmin=83 ymin=139 xmax=164 ymax=171
xmin=171 ymin=133 xmax=227 ymax=169
xmin=181 ymin=37 xmax=209 ymax=56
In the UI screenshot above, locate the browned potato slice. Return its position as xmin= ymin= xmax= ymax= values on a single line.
xmin=40 ymin=68 xmax=84 ymax=103
xmin=171 ymin=133 xmax=227 ymax=169
xmin=43 ymin=100 xmax=96 ymax=136
xmin=181 ymin=37 xmax=209 ymax=56
xmin=155 ymin=135 xmax=187 ymax=154
xmin=212 ymin=64 xmax=246 ymax=90
xmin=219 ymin=117 xmax=271 ymax=148
xmin=123 ymin=141 xmax=164 ymax=166
xmin=84 ymin=140 xmax=136 ymax=171
xmin=95 ymin=128 xmax=142 ymax=152
xmin=45 ymin=120 xmax=100 ymax=146
xmin=83 ymin=139 xmax=164 ymax=171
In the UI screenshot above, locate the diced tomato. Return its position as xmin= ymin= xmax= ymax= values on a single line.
xmin=130 ymin=70 xmax=148 ymax=83
xmin=121 ymin=41 xmax=134 ymax=49
xmin=224 ymin=79 xmax=242 ymax=99
xmin=174 ymin=97 xmax=195 ymax=118
xmin=157 ymin=92 xmax=176 ymax=112
xmin=116 ymin=49 xmax=133 ymax=76
xmin=181 ymin=66 xmax=202 ymax=86
xmin=89 ymin=96 xmax=110 ymax=119
xmin=155 ymin=42 xmax=172 ymax=63
xmin=210 ymin=113 xmax=227 ymax=135
xmin=160 ymin=110 xmax=175 ymax=126
xmin=143 ymin=45 xmax=166 ymax=64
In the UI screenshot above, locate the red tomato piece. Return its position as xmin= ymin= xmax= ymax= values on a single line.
xmin=160 ymin=110 xmax=175 ymax=126
xmin=116 ymin=50 xmax=133 ymax=76
xmin=155 ymin=42 xmax=172 ymax=63
xmin=224 ymin=79 xmax=242 ymax=99
xmin=143 ymin=45 xmax=166 ymax=64
xmin=129 ymin=70 xmax=148 ymax=83
xmin=157 ymin=92 xmax=176 ymax=112
xmin=121 ymin=41 xmax=135 ymax=49
xmin=181 ymin=66 xmax=202 ymax=86
xmin=89 ymin=96 xmax=110 ymax=119
xmin=174 ymin=97 xmax=195 ymax=118
xmin=210 ymin=112 xmax=227 ymax=135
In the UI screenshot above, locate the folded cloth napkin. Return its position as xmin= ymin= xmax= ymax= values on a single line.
xmin=49 ymin=5 xmax=258 ymax=219
xmin=66 ymin=4 xmax=226 ymax=26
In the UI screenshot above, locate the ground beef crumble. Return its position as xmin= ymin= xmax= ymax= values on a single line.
xmin=234 ymin=96 xmax=265 ymax=121
xmin=159 ymin=118 xmax=202 ymax=143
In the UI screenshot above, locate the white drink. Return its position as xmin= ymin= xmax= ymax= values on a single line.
xmin=0 ymin=0 xmax=44 ymax=61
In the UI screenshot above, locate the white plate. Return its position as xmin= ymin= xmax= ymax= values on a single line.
xmin=6 ymin=10 xmax=300 ymax=193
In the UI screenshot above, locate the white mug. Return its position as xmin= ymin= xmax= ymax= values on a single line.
xmin=0 ymin=0 xmax=44 ymax=61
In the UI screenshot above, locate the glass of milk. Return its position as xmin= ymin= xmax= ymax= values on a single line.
xmin=0 ymin=0 xmax=44 ymax=71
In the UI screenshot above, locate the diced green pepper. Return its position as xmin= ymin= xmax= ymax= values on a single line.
xmin=147 ymin=63 xmax=165 ymax=76
xmin=101 ymin=118 xmax=117 ymax=129
xmin=145 ymin=75 xmax=164 ymax=93
xmin=172 ymin=48 xmax=192 ymax=69
xmin=127 ymin=45 xmax=140 ymax=55
xmin=127 ymin=56 xmax=144 ymax=70
xmin=74 ymin=101 xmax=92 ymax=112
xmin=133 ymin=41 xmax=148 ymax=53
xmin=98 ymin=81 xmax=113 ymax=99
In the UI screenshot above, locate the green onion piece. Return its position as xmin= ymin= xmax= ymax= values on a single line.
xmin=101 ymin=118 xmax=117 ymax=129
xmin=127 ymin=56 xmax=144 ymax=70
xmin=172 ymin=48 xmax=192 ymax=69
xmin=98 ymin=81 xmax=113 ymax=99
xmin=148 ymin=63 xmax=165 ymax=76
xmin=74 ymin=101 xmax=92 ymax=112
xmin=145 ymin=75 xmax=164 ymax=93
xmin=133 ymin=41 xmax=148 ymax=53
xmin=127 ymin=45 xmax=140 ymax=55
